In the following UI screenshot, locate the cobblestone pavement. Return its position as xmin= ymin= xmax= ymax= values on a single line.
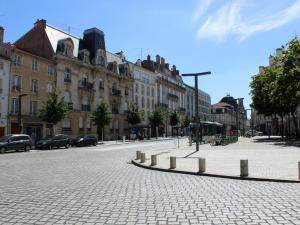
xmin=0 ymin=140 xmax=300 ymax=225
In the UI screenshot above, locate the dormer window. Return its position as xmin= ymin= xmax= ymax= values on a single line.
xmin=64 ymin=68 xmax=71 ymax=83
xmin=65 ymin=45 xmax=72 ymax=57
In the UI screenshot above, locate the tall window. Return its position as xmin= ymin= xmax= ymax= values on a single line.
xmin=99 ymin=79 xmax=104 ymax=89
xmin=79 ymin=117 xmax=83 ymax=129
xmin=30 ymin=101 xmax=38 ymax=115
xmin=48 ymin=64 xmax=54 ymax=75
xmin=13 ymin=54 xmax=22 ymax=67
xmin=11 ymin=98 xmax=19 ymax=114
xmin=135 ymin=95 xmax=138 ymax=105
xmin=152 ymin=88 xmax=154 ymax=97
xmin=62 ymin=118 xmax=71 ymax=129
xmin=141 ymin=84 xmax=144 ymax=95
xmin=135 ymin=83 xmax=138 ymax=93
xmin=141 ymin=97 xmax=145 ymax=108
xmin=147 ymin=87 xmax=150 ymax=96
xmin=32 ymin=59 xmax=38 ymax=72
xmin=47 ymin=83 xmax=53 ymax=93
xmin=64 ymin=91 xmax=71 ymax=103
xmin=82 ymin=96 xmax=89 ymax=111
xmin=64 ymin=68 xmax=71 ymax=82
xmin=147 ymin=98 xmax=150 ymax=109
xmin=31 ymin=79 xmax=38 ymax=94
xmin=13 ymin=75 xmax=21 ymax=91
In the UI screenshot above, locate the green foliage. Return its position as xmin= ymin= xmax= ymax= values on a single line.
xmin=39 ymin=89 xmax=70 ymax=125
xmin=92 ymin=102 xmax=112 ymax=129
xmin=125 ymin=103 xmax=144 ymax=127
xmin=169 ymin=110 xmax=179 ymax=127
xmin=250 ymin=36 xmax=300 ymax=136
xmin=148 ymin=107 xmax=164 ymax=127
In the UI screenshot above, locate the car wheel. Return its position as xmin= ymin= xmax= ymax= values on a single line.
xmin=65 ymin=143 xmax=70 ymax=149
xmin=0 ymin=147 xmax=5 ymax=154
xmin=48 ymin=145 xmax=52 ymax=150
xmin=25 ymin=145 xmax=31 ymax=152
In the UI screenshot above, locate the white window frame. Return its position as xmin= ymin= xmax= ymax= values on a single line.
xmin=32 ymin=59 xmax=38 ymax=72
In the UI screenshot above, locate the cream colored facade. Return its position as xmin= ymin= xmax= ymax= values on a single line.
xmin=9 ymin=48 xmax=55 ymax=139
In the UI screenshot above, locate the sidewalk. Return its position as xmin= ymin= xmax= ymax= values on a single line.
xmin=132 ymin=136 xmax=300 ymax=182
xmin=98 ymin=137 xmax=177 ymax=146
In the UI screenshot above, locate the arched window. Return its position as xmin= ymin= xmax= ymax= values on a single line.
xmin=99 ymin=79 xmax=104 ymax=89
xmin=64 ymin=91 xmax=71 ymax=103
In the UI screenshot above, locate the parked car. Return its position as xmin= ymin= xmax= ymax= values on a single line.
xmin=0 ymin=134 xmax=32 ymax=154
xmin=36 ymin=134 xmax=71 ymax=150
xmin=71 ymin=135 xmax=98 ymax=147
xmin=245 ymin=130 xmax=263 ymax=137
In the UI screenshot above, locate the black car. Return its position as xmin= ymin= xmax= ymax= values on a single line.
xmin=71 ymin=135 xmax=98 ymax=147
xmin=0 ymin=134 xmax=33 ymax=154
xmin=36 ymin=134 xmax=71 ymax=150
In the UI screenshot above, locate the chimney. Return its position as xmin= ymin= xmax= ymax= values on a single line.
xmin=161 ymin=57 xmax=165 ymax=66
xmin=165 ymin=63 xmax=169 ymax=70
xmin=276 ymin=48 xmax=283 ymax=58
xmin=269 ymin=55 xmax=274 ymax=66
xmin=136 ymin=59 xmax=142 ymax=66
xmin=0 ymin=26 xmax=4 ymax=43
xmin=259 ymin=66 xmax=264 ymax=73
xmin=34 ymin=19 xmax=47 ymax=28
xmin=156 ymin=54 xmax=160 ymax=64
xmin=172 ymin=65 xmax=176 ymax=75
xmin=147 ymin=55 xmax=151 ymax=61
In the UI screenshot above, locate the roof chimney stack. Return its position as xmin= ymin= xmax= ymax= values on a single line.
xmin=0 ymin=26 xmax=4 ymax=43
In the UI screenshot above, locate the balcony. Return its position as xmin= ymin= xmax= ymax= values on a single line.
xmin=155 ymin=102 xmax=168 ymax=108
xmin=78 ymin=81 xmax=94 ymax=91
xmin=64 ymin=78 xmax=72 ymax=83
xmin=81 ymin=104 xmax=91 ymax=112
xmin=12 ymin=85 xmax=21 ymax=92
xmin=111 ymin=88 xmax=122 ymax=97
xmin=167 ymin=93 xmax=179 ymax=101
xmin=112 ymin=108 xmax=119 ymax=114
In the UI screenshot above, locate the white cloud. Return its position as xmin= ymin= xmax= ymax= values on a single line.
xmin=195 ymin=0 xmax=300 ymax=41
xmin=193 ymin=0 xmax=214 ymax=22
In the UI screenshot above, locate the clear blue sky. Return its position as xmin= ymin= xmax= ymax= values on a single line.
xmin=2 ymin=0 xmax=300 ymax=115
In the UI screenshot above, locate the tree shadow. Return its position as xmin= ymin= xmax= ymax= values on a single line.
xmin=252 ymin=137 xmax=300 ymax=147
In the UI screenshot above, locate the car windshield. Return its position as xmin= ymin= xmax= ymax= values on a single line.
xmin=0 ymin=136 xmax=10 ymax=142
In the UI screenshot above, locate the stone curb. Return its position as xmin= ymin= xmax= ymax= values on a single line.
xmin=132 ymin=159 xmax=300 ymax=183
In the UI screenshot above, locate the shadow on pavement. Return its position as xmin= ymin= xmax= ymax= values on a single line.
xmin=252 ymin=137 xmax=300 ymax=147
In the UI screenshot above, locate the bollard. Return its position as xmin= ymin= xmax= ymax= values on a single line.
xmin=123 ymin=136 xmax=126 ymax=142
xmin=170 ymin=156 xmax=176 ymax=169
xmin=198 ymin=158 xmax=206 ymax=173
xmin=136 ymin=151 xmax=141 ymax=160
xmin=151 ymin=155 xmax=157 ymax=166
xmin=299 ymin=162 xmax=300 ymax=180
xmin=189 ymin=136 xmax=192 ymax=146
xmin=240 ymin=160 xmax=248 ymax=177
xmin=140 ymin=153 xmax=146 ymax=163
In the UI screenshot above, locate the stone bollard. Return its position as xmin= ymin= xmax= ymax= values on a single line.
xmin=170 ymin=156 xmax=176 ymax=169
xmin=151 ymin=155 xmax=157 ymax=166
xmin=122 ymin=136 xmax=126 ymax=142
xmin=140 ymin=153 xmax=146 ymax=163
xmin=240 ymin=160 xmax=248 ymax=177
xmin=299 ymin=162 xmax=300 ymax=180
xmin=189 ymin=136 xmax=192 ymax=146
xmin=198 ymin=158 xmax=206 ymax=173
xmin=136 ymin=151 xmax=141 ymax=160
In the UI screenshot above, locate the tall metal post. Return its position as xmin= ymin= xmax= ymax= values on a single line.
xmin=182 ymin=72 xmax=211 ymax=152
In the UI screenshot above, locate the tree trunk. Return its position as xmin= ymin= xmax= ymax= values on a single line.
xmin=280 ymin=115 xmax=284 ymax=139
xmin=292 ymin=113 xmax=300 ymax=137
xmin=156 ymin=126 xmax=158 ymax=139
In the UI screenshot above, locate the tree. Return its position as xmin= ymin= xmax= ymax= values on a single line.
xmin=183 ymin=115 xmax=191 ymax=128
xmin=169 ymin=110 xmax=179 ymax=136
xmin=91 ymin=102 xmax=112 ymax=141
xmin=39 ymin=89 xmax=70 ymax=135
xmin=125 ymin=103 xmax=144 ymax=139
xmin=148 ymin=107 xmax=164 ymax=139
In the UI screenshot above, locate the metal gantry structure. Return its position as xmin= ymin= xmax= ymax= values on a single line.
xmin=182 ymin=72 xmax=211 ymax=151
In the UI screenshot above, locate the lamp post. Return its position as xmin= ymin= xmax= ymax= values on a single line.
xmin=234 ymin=98 xmax=244 ymax=139
xmin=18 ymin=94 xmax=27 ymax=133
xmin=182 ymin=72 xmax=211 ymax=151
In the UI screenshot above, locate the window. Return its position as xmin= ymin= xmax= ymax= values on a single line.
xmin=30 ymin=101 xmax=38 ymax=115
xmin=11 ymin=98 xmax=19 ymax=114
xmin=124 ymin=102 xmax=128 ymax=111
xmin=0 ymin=79 xmax=2 ymax=94
xmin=125 ymin=87 xmax=129 ymax=96
xmin=32 ymin=59 xmax=38 ymax=72
xmin=48 ymin=64 xmax=54 ymax=75
xmin=87 ymin=117 xmax=91 ymax=129
xmin=81 ymin=74 xmax=88 ymax=83
xmin=152 ymin=88 xmax=154 ymax=97
xmin=79 ymin=117 xmax=83 ymax=129
xmin=112 ymin=82 xmax=117 ymax=90
xmin=141 ymin=84 xmax=144 ymax=95
xmin=31 ymin=80 xmax=38 ymax=94
xmin=99 ymin=79 xmax=104 ymax=89
xmin=64 ymin=68 xmax=71 ymax=82
xmin=152 ymin=99 xmax=154 ymax=109
xmin=62 ymin=118 xmax=71 ymax=128
xmin=147 ymin=87 xmax=150 ymax=96
xmin=141 ymin=97 xmax=145 ymax=108
xmin=13 ymin=54 xmax=22 ymax=67
xmin=147 ymin=98 xmax=150 ymax=109
xmin=0 ymin=61 xmax=3 ymax=70
xmin=81 ymin=96 xmax=90 ymax=111
xmin=135 ymin=83 xmax=138 ymax=93
xmin=12 ymin=75 xmax=21 ymax=91
xmin=135 ymin=95 xmax=138 ymax=105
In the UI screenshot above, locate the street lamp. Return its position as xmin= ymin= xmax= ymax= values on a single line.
xmin=18 ymin=94 xmax=28 ymax=133
xmin=234 ymin=98 xmax=244 ymax=139
xmin=182 ymin=71 xmax=211 ymax=151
